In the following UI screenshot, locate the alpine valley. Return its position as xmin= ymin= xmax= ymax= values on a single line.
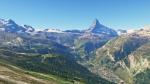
xmin=0 ymin=18 xmax=150 ymax=84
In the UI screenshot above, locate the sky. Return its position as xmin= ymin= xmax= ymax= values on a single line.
xmin=0 ymin=0 xmax=150 ymax=30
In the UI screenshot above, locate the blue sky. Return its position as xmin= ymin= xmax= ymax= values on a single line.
xmin=0 ymin=0 xmax=150 ymax=30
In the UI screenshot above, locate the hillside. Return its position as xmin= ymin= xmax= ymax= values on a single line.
xmin=90 ymin=28 xmax=150 ymax=84
xmin=0 ymin=47 xmax=115 ymax=84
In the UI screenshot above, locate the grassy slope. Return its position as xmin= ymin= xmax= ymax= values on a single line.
xmin=0 ymin=60 xmax=81 ymax=84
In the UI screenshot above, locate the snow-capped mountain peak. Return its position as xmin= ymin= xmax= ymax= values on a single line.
xmin=85 ymin=19 xmax=118 ymax=36
xmin=0 ymin=19 xmax=26 ymax=33
xmin=44 ymin=29 xmax=64 ymax=33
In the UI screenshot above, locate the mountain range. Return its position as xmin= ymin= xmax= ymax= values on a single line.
xmin=1 ymin=18 xmax=149 ymax=84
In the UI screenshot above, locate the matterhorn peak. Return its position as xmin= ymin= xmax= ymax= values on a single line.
xmin=88 ymin=18 xmax=103 ymax=31
xmin=85 ymin=19 xmax=118 ymax=36
xmin=92 ymin=19 xmax=100 ymax=26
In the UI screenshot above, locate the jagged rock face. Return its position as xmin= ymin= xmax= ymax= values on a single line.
xmin=23 ymin=25 xmax=35 ymax=32
xmin=85 ymin=19 xmax=118 ymax=37
xmin=0 ymin=31 xmax=24 ymax=47
xmin=89 ymin=28 xmax=150 ymax=84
